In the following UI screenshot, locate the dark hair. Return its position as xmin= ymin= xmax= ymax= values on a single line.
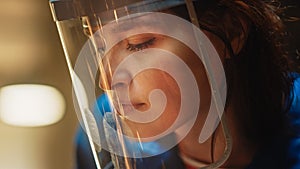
xmin=191 ymin=0 xmax=294 ymax=143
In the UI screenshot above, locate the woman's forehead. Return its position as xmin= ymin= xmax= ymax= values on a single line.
xmin=89 ymin=11 xmax=224 ymax=67
xmin=92 ymin=12 xmax=196 ymax=51
xmin=101 ymin=12 xmax=169 ymax=34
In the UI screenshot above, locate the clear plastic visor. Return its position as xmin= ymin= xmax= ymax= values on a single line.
xmin=50 ymin=0 xmax=230 ymax=168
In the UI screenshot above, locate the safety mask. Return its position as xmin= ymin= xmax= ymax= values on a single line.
xmin=49 ymin=0 xmax=231 ymax=168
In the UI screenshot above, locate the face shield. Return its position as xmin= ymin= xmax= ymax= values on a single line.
xmin=49 ymin=0 xmax=231 ymax=168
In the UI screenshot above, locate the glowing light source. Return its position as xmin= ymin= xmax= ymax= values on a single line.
xmin=0 ymin=84 xmax=65 ymax=127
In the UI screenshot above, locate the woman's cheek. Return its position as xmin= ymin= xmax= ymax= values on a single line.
xmin=121 ymin=70 xmax=181 ymax=139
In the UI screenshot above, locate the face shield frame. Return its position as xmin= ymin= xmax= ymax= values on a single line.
xmin=49 ymin=0 xmax=232 ymax=168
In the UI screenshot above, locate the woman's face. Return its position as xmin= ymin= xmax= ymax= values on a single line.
xmin=97 ymin=13 xmax=213 ymax=141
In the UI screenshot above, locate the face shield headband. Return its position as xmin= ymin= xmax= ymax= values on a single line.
xmin=49 ymin=0 xmax=232 ymax=168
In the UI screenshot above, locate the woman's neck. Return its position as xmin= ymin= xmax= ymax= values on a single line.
xmin=178 ymin=105 xmax=258 ymax=168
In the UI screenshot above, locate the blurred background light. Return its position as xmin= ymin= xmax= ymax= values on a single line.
xmin=0 ymin=84 xmax=65 ymax=127
xmin=0 ymin=0 xmax=78 ymax=169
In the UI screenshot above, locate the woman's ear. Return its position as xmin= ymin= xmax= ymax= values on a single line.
xmin=230 ymin=17 xmax=249 ymax=56
xmin=230 ymin=1 xmax=251 ymax=56
xmin=202 ymin=14 xmax=250 ymax=62
xmin=199 ymin=0 xmax=251 ymax=60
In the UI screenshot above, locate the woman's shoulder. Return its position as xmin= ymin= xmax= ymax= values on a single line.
xmin=287 ymin=72 xmax=300 ymax=133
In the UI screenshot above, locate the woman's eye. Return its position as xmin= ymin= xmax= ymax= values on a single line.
xmin=126 ymin=37 xmax=156 ymax=52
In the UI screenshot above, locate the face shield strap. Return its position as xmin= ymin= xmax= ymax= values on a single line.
xmin=50 ymin=0 xmax=186 ymax=22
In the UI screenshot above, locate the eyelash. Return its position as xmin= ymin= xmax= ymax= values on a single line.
xmin=126 ymin=37 xmax=156 ymax=52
